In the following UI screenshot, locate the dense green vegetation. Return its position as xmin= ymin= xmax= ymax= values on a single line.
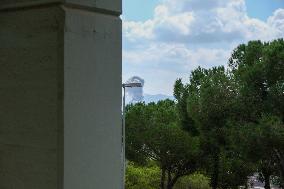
xmin=126 ymin=162 xmax=211 ymax=189
xmin=125 ymin=39 xmax=284 ymax=189
xmin=126 ymin=162 xmax=160 ymax=189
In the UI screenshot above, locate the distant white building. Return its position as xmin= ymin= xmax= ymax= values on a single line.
xmin=245 ymin=174 xmax=281 ymax=189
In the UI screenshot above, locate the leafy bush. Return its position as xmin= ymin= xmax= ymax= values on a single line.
xmin=174 ymin=173 xmax=211 ymax=189
xmin=126 ymin=162 xmax=160 ymax=189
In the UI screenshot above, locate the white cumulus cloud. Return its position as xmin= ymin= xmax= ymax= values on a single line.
xmin=122 ymin=0 xmax=284 ymax=95
xmin=123 ymin=0 xmax=284 ymax=44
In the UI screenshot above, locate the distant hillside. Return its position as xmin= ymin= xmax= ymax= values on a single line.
xmin=143 ymin=94 xmax=175 ymax=103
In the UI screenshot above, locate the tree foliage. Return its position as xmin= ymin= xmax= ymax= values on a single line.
xmin=126 ymin=162 xmax=160 ymax=189
xmin=174 ymin=173 xmax=211 ymax=189
xmin=126 ymin=38 xmax=284 ymax=189
xmin=229 ymin=39 xmax=284 ymax=188
xmin=173 ymin=39 xmax=284 ymax=188
xmin=126 ymin=100 xmax=200 ymax=189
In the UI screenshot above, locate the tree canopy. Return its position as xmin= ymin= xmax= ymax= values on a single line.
xmin=125 ymin=39 xmax=284 ymax=189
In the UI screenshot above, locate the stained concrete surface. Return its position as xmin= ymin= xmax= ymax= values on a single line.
xmin=0 ymin=6 xmax=64 ymax=189
xmin=63 ymin=6 xmax=122 ymax=189
xmin=0 ymin=0 xmax=121 ymax=14
xmin=0 ymin=1 xmax=122 ymax=188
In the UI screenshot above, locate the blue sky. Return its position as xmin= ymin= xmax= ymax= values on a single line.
xmin=122 ymin=0 xmax=284 ymax=95
xmin=246 ymin=0 xmax=284 ymax=20
xmin=123 ymin=0 xmax=161 ymax=21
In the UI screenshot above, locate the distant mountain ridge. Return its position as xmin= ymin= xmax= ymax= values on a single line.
xmin=143 ymin=94 xmax=175 ymax=103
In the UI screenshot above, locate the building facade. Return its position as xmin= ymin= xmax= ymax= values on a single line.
xmin=0 ymin=1 xmax=122 ymax=188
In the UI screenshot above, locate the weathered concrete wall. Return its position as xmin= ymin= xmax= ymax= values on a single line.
xmin=63 ymin=7 xmax=122 ymax=189
xmin=0 ymin=6 xmax=64 ymax=189
xmin=0 ymin=0 xmax=121 ymax=14
xmin=0 ymin=0 xmax=122 ymax=188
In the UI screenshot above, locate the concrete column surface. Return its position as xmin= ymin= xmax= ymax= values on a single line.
xmin=0 ymin=1 xmax=122 ymax=189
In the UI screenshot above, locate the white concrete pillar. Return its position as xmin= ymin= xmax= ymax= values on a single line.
xmin=0 ymin=1 xmax=122 ymax=189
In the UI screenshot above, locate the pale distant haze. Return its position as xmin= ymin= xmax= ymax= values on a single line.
xmin=122 ymin=0 xmax=284 ymax=96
